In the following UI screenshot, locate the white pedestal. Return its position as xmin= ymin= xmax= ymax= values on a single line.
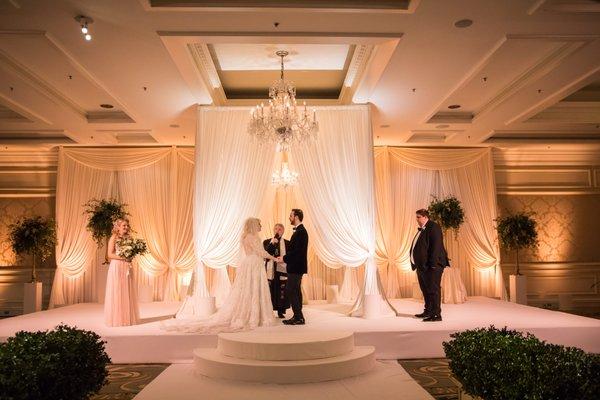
xmin=558 ymin=293 xmax=574 ymax=310
xmin=23 ymin=281 xmax=43 ymax=314
xmin=509 ymin=275 xmax=527 ymax=305
xmin=326 ymin=285 xmax=339 ymax=304
xmin=363 ymin=294 xmax=383 ymax=319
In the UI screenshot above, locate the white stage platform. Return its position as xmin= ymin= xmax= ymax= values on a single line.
xmin=1 ymin=297 xmax=598 ymax=363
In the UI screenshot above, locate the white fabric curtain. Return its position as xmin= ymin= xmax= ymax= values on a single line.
xmin=50 ymin=147 xmax=195 ymax=307
xmin=373 ymin=146 xmax=505 ymax=299
xmin=291 ymin=105 xmax=395 ymax=316
xmin=176 ymin=107 xmax=275 ymax=317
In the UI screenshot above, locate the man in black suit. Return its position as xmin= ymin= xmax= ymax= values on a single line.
xmin=410 ymin=208 xmax=448 ymax=322
xmin=263 ymin=223 xmax=290 ymax=318
xmin=277 ymin=209 xmax=308 ymax=325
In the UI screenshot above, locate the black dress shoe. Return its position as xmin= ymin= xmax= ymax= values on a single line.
xmin=423 ymin=315 xmax=442 ymax=322
xmin=414 ymin=312 xmax=430 ymax=318
xmin=283 ymin=317 xmax=305 ymax=325
xmin=277 ymin=311 xmax=286 ymax=318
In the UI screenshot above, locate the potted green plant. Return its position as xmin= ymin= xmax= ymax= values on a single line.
xmin=0 ymin=324 xmax=111 ymax=400
xmin=495 ymin=212 xmax=538 ymax=304
xmin=8 ymin=216 xmax=57 ymax=313
xmin=8 ymin=216 xmax=57 ymax=282
xmin=443 ymin=326 xmax=600 ymax=400
xmin=83 ymin=198 xmax=129 ymax=264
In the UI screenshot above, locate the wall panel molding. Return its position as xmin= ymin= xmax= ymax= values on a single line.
xmin=502 ymin=262 xmax=600 ymax=311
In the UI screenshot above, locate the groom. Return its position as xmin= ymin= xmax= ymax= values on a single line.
xmin=277 ymin=209 xmax=308 ymax=325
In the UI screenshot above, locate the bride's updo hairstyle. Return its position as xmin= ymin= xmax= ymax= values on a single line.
xmin=242 ymin=217 xmax=261 ymax=238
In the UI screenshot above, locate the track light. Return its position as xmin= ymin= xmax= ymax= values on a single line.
xmin=74 ymin=15 xmax=94 ymax=42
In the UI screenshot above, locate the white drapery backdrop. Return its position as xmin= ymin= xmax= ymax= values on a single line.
xmin=49 ymin=147 xmax=195 ymax=308
xmin=179 ymin=105 xmax=394 ymax=318
xmin=176 ymin=107 xmax=276 ymax=317
xmin=373 ymin=147 xmax=506 ymax=300
xmin=290 ymin=106 xmax=396 ymax=316
xmin=49 ymin=113 xmax=505 ymax=309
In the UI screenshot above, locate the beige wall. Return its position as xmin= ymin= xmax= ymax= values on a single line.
xmin=0 ymin=150 xmax=57 ymax=313
xmin=0 ymin=197 xmax=56 ymax=267
xmin=494 ymin=148 xmax=600 ymax=312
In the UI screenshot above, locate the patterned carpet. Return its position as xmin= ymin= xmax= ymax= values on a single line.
xmin=91 ymin=364 xmax=169 ymax=400
xmin=399 ymin=359 xmax=460 ymax=400
xmin=91 ymin=359 xmax=459 ymax=400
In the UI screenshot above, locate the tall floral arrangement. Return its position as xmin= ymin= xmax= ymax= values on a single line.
xmin=83 ymin=198 xmax=129 ymax=264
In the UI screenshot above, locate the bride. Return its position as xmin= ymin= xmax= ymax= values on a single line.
xmin=163 ymin=217 xmax=277 ymax=333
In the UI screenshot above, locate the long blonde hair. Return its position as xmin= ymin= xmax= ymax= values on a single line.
xmin=242 ymin=217 xmax=261 ymax=239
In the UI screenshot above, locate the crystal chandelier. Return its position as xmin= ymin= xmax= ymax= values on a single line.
xmin=248 ymin=50 xmax=318 ymax=151
xmin=272 ymin=152 xmax=298 ymax=188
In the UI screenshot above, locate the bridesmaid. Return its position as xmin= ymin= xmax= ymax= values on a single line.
xmin=104 ymin=218 xmax=140 ymax=327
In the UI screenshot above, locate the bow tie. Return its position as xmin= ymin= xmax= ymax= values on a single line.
xmin=417 ymin=227 xmax=424 ymax=231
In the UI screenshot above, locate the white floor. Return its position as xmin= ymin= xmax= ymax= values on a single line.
xmin=133 ymin=361 xmax=435 ymax=400
xmin=1 ymin=297 xmax=598 ymax=362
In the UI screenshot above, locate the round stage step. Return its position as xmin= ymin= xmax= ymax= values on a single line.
xmin=217 ymin=331 xmax=354 ymax=361
xmin=193 ymin=345 xmax=375 ymax=384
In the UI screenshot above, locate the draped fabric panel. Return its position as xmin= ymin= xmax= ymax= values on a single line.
xmin=50 ymin=147 xmax=195 ymax=307
xmin=176 ymin=107 xmax=275 ymax=316
xmin=291 ymin=105 xmax=395 ymax=316
xmin=374 ymin=147 xmax=506 ymax=299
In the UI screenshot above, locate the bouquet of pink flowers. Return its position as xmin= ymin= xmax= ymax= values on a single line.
xmin=116 ymin=236 xmax=148 ymax=261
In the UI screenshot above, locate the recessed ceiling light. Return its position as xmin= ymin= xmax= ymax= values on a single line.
xmin=380 ymin=124 xmax=390 ymax=128
xmin=75 ymin=15 xmax=94 ymax=41
xmin=169 ymin=124 xmax=180 ymax=128
xmin=436 ymin=124 xmax=450 ymax=129
xmin=454 ymin=19 xmax=473 ymax=28
xmin=100 ymin=104 xmax=114 ymax=109
xmin=448 ymin=104 xmax=461 ymax=109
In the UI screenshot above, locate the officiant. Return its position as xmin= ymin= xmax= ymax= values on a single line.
xmin=263 ymin=223 xmax=290 ymax=318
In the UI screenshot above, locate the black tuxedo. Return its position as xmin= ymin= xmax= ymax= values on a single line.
xmin=410 ymin=220 xmax=448 ymax=317
xmin=283 ymin=224 xmax=308 ymax=274
xmin=282 ymin=224 xmax=309 ymax=319
xmin=263 ymin=237 xmax=290 ymax=313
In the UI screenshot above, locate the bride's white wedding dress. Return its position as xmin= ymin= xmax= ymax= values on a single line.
xmin=162 ymin=233 xmax=276 ymax=333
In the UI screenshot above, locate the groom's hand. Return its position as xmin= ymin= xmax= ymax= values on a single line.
xmin=276 ymin=256 xmax=283 ymax=263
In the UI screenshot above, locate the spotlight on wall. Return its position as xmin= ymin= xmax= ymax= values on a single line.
xmin=75 ymin=15 xmax=94 ymax=41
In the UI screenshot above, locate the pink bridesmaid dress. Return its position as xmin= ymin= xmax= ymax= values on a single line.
xmin=104 ymin=243 xmax=140 ymax=327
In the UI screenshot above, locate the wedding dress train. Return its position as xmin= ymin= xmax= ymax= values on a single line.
xmin=162 ymin=233 xmax=276 ymax=333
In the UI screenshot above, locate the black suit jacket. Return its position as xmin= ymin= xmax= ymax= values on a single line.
xmin=263 ymin=237 xmax=290 ymax=259
xmin=410 ymin=220 xmax=448 ymax=271
xmin=282 ymin=224 xmax=309 ymax=274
